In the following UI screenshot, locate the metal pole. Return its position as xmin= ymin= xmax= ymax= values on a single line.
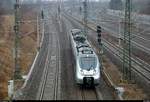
xmin=83 ymin=0 xmax=88 ymax=35
xmin=42 ymin=19 xmax=44 ymax=41
xmin=119 ymin=18 xmax=121 ymax=47
xmin=122 ymin=0 xmax=132 ymax=81
xmin=40 ymin=12 xmax=45 ymax=47
xmin=37 ymin=15 xmax=40 ymax=51
xmin=14 ymin=0 xmax=22 ymax=80
xmin=59 ymin=0 xmax=61 ymax=20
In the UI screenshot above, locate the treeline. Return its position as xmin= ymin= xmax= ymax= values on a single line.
xmin=0 ymin=0 xmax=14 ymax=15
xmin=109 ymin=0 xmax=150 ymax=14
xmin=134 ymin=0 xmax=150 ymax=14
xmin=109 ymin=0 xmax=123 ymax=10
xmin=22 ymin=0 xmax=42 ymax=4
xmin=0 ymin=0 xmax=42 ymax=15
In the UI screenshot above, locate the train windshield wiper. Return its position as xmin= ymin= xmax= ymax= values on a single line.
xmin=87 ymin=66 xmax=94 ymax=71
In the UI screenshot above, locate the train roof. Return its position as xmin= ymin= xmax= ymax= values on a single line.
xmin=71 ymin=29 xmax=81 ymax=34
xmin=76 ymin=43 xmax=94 ymax=55
xmin=71 ymin=29 xmax=86 ymax=43
xmin=71 ymin=29 xmax=86 ymax=37
xmin=71 ymin=29 xmax=95 ymax=55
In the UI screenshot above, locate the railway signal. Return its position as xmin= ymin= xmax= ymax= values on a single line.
xmin=97 ymin=25 xmax=104 ymax=74
xmin=79 ymin=6 xmax=82 ymax=15
xmin=97 ymin=25 xmax=102 ymax=45
xmin=97 ymin=25 xmax=103 ymax=55
xmin=41 ymin=10 xmax=44 ymax=19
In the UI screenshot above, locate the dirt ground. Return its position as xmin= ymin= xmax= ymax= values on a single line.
xmin=102 ymin=55 xmax=148 ymax=100
xmin=0 ymin=5 xmax=38 ymax=100
xmin=69 ymin=14 xmax=149 ymax=100
xmin=86 ymin=20 xmax=148 ymax=100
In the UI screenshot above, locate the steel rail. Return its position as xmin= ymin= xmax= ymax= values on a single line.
xmin=39 ymin=33 xmax=52 ymax=100
xmin=64 ymin=12 xmax=150 ymax=82
xmin=53 ymin=31 xmax=60 ymax=100
xmin=71 ymin=13 xmax=150 ymax=54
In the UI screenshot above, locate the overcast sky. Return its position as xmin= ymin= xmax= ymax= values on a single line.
xmin=43 ymin=0 xmax=110 ymax=2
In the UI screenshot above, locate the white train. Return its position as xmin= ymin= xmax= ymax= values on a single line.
xmin=69 ymin=29 xmax=101 ymax=86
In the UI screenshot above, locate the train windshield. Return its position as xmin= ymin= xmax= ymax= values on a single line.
xmin=74 ymin=36 xmax=86 ymax=43
xmin=79 ymin=57 xmax=97 ymax=70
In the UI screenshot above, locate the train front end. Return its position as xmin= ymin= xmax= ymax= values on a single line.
xmin=75 ymin=53 xmax=101 ymax=86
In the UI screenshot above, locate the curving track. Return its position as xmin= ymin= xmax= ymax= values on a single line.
xmin=16 ymin=6 xmax=114 ymax=100
xmin=63 ymin=11 xmax=150 ymax=95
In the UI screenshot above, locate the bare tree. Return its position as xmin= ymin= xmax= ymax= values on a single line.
xmin=0 ymin=0 xmax=14 ymax=15
xmin=133 ymin=0 xmax=150 ymax=14
xmin=109 ymin=0 xmax=123 ymax=10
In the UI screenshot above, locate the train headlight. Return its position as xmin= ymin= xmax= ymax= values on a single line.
xmin=93 ymin=69 xmax=97 ymax=74
xmin=80 ymin=70 xmax=84 ymax=75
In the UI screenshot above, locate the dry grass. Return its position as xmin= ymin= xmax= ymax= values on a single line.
xmin=103 ymin=57 xmax=122 ymax=84
xmin=0 ymin=5 xmax=38 ymax=100
xmin=0 ymin=15 xmax=14 ymax=40
xmin=102 ymin=55 xmax=148 ymax=100
xmin=20 ymin=36 xmax=36 ymax=75
xmin=0 ymin=40 xmax=13 ymax=99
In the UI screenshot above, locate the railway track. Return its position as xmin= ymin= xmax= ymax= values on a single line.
xmin=71 ymin=12 xmax=150 ymax=56
xmin=53 ymin=31 xmax=61 ymax=100
xmin=93 ymin=20 xmax=150 ymax=54
xmin=81 ymin=87 xmax=97 ymax=100
xmin=39 ymin=34 xmax=52 ymax=100
xmin=54 ymin=10 xmax=106 ymax=100
xmin=62 ymin=13 xmax=114 ymax=100
xmin=39 ymin=32 xmax=60 ymax=100
xmin=63 ymin=12 xmax=150 ymax=94
xmin=21 ymin=33 xmax=49 ymax=100
xmin=39 ymin=13 xmax=61 ymax=100
xmin=18 ymin=7 xmax=114 ymax=100
xmin=102 ymin=40 xmax=150 ymax=81
xmin=76 ymin=85 xmax=103 ymax=100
